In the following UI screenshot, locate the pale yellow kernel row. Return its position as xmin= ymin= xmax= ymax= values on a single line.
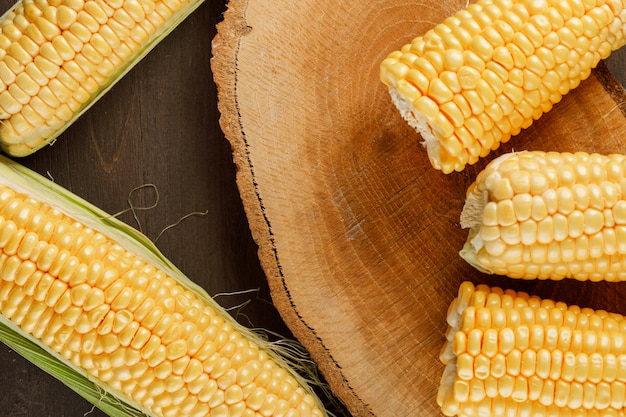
xmin=455 ymin=347 xmax=626 ymax=387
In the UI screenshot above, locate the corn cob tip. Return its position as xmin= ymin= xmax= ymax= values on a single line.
xmin=458 ymin=154 xmax=511 ymax=275
xmin=437 ymin=281 xmax=477 ymax=416
xmin=458 ymin=152 xmax=524 ymax=274
xmin=386 ymin=86 xmax=452 ymax=172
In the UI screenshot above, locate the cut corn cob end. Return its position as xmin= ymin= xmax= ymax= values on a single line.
xmin=380 ymin=0 xmax=626 ymax=173
xmin=438 ymin=280 xmax=626 ymax=416
xmin=0 ymin=0 xmax=206 ymax=157
xmin=460 ymin=150 xmax=626 ymax=282
xmin=0 ymin=154 xmax=328 ymax=417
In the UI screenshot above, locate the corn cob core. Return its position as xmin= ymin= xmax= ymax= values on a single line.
xmin=0 ymin=0 xmax=199 ymax=156
xmin=439 ymin=281 xmax=626 ymax=416
xmin=460 ymin=150 xmax=626 ymax=282
xmin=380 ymin=0 xmax=626 ymax=173
xmin=0 ymin=179 xmax=326 ymax=417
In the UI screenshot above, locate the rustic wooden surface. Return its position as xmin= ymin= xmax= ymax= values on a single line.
xmin=212 ymin=1 xmax=626 ymax=417
xmin=0 ymin=0 xmax=623 ymax=416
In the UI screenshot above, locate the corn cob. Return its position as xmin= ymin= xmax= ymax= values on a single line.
xmin=439 ymin=281 xmax=626 ymax=416
xmin=379 ymin=0 xmax=626 ymax=173
xmin=0 ymin=154 xmax=327 ymax=417
xmin=459 ymin=150 xmax=626 ymax=282
xmin=0 ymin=0 xmax=203 ymax=157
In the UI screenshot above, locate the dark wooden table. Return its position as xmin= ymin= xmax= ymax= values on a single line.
xmin=0 ymin=1 xmax=623 ymax=415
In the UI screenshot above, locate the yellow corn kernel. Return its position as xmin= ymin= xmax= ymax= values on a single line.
xmin=461 ymin=151 xmax=626 ymax=281
xmin=0 ymin=0 xmax=205 ymax=157
xmin=0 ymin=156 xmax=328 ymax=417
xmin=380 ymin=0 xmax=626 ymax=173
xmin=439 ymin=281 xmax=626 ymax=416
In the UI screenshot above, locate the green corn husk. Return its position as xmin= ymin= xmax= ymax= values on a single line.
xmin=0 ymin=154 xmax=330 ymax=417
xmin=0 ymin=0 xmax=205 ymax=157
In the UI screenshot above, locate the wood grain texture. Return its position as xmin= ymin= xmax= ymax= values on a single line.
xmin=0 ymin=0 xmax=297 ymax=416
xmin=213 ymin=0 xmax=626 ymax=416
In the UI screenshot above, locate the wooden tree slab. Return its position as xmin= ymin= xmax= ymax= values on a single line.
xmin=211 ymin=1 xmax=626 ymax=415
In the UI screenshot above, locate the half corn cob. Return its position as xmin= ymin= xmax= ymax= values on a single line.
xmin=0 ymin=0 xmax=204 ymax=157
xmin=460 ymin=150 xmax=626 ymax=281
xmin=0 ymin=154 xmax=327 ymax=417
xmin=379 ymin=0 xmax=626 ymax=173
xmin=438 ymin=281 xmax=626 ymax=416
